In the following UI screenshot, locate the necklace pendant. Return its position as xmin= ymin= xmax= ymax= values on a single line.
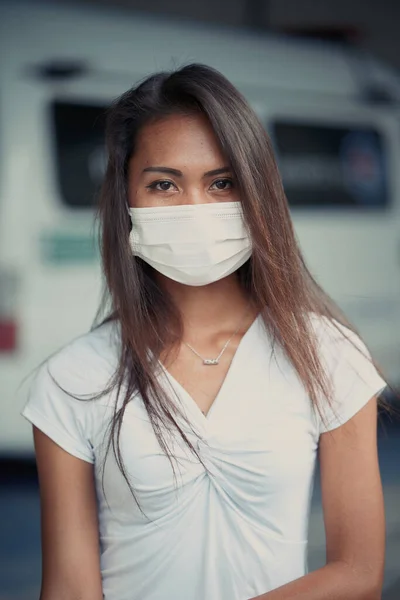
xmin=203 ymin=358 xmax=219 ymax=366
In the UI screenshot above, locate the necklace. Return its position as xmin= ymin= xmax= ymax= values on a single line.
xmin=184 ymin=305 xmax=251 ymax=366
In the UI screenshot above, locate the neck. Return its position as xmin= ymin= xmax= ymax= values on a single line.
xmin=157 ymin=273 xmax=253 ymax=335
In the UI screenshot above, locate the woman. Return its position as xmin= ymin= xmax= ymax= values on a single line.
xmin=22 ymin=63 xmax=389 ymax=600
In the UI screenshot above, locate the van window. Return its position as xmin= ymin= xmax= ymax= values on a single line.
xmin=271 ymin=121 xmax=388 ymax=208
xmin=52 ymin=101 xmax=107 ymax=208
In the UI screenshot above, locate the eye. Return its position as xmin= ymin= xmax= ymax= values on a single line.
xmin=210 ymin=178 xmax=234 ymax=191
xmin=146 ymin=180 xmax=177 ymax=192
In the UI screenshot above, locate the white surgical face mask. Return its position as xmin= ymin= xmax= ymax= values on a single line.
xmin=128 ymin=201 xmax=252 ymax=286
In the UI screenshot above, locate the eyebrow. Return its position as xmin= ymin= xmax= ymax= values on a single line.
xmin=142 ymin=166 xmax=232 ymax=178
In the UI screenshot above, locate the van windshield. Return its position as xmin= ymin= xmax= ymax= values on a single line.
xmin=271 ymin=121 xmax=389 ymax=209
xmin=52 ymin=101 xmax=107 ymax=208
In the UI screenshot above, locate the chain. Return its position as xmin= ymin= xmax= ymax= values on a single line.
xmin=183 ymin=305 xmax=251 ymax=366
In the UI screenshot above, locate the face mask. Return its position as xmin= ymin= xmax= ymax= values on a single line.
xmin=128 ymin=201 xmax=252 ymax=286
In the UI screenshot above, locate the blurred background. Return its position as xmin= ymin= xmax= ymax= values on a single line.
xmin=0 ymin=0 xmax=399 ymax=597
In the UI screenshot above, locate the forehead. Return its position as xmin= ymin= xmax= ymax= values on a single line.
xmin=132 ymin=113 xmax=227 ymax=167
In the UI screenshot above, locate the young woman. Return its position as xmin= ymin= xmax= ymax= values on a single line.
xmin=22 ymin=63 xmax=389 ymax=600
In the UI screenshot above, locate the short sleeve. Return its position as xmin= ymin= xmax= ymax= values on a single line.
xmin=21 ymin=356 xmax=95 ymax=463
xmin=316 ymin=318 xmax=387 ymax=434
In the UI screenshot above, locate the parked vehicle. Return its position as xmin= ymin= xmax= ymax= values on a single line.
xmin=1 ymin=0 xmax=399 ymax=454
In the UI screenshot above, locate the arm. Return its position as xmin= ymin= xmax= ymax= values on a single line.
xmin=249 ymin=394 xmax=385 ymax=600
xmin=34 ymin=427 xmax=103 ymax=600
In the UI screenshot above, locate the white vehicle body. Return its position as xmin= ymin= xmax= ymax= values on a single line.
xmin=0 ymin=1 xmax=399 ymax=454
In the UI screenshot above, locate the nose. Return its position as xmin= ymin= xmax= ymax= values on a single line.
xmin=177 ymin=186 xmax=217 ymax=206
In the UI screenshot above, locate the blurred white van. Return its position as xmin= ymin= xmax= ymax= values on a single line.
xmin=0 ymin=1 xmax=399 ymax=454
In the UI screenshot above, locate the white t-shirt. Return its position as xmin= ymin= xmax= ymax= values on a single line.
xmin=20 ymin=313 xmax=387 ymax=600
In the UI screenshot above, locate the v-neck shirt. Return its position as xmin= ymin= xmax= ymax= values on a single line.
xmin=20 ymin=313 xmax=387 ymax=600
xmin=157 ymin=314 xmax=258 ymax=427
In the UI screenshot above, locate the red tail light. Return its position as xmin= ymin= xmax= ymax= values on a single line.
xmin=0 ymin=320 xmax=17 ymax=352
xmin=0 ymin=268 xmax=18 ymax=353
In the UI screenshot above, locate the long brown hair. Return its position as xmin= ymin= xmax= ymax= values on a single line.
xmin=92 ymin=63 xmax=394 ymax=517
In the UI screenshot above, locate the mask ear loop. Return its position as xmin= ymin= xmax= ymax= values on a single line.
xmin=127 ymin=207 xmax=137 ymax=257
xmin=126 ymin=204 xmax=134 ymax=246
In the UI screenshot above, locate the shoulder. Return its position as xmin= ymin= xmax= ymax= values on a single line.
xmin=307 ymin=311 xmax=354 ymax=343
xmin=306 ymin=312 xmax=366 ymax=365
xmin=38 ymin=319 xmax=121 ymax=395
xmin=306 ymin=312 xmax=387 ymax=433
xmin=307 ymin=310 xmax=384 ymax=391
xmin=21 ymin=320 xmax=122 ymax=463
